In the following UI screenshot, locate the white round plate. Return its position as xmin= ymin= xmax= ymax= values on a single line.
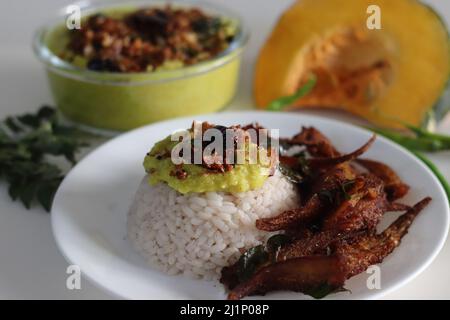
xmin=51 ymin=111 xmax=449 ymax=300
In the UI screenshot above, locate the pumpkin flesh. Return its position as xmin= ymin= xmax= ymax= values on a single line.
xmin=254 ymin=0 xmax=450 ymax=128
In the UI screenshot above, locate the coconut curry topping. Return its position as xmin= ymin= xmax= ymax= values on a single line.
xmin=170 ymin=164 xmax=188 ymax=180
xmin=64 ymin=6 xmax=238 ymax=72
xmin=143 ymin=122 xmax=276 ymax=194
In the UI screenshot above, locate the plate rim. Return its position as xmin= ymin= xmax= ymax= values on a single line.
xmin=51 ymin=110 xmax=450 ymax=300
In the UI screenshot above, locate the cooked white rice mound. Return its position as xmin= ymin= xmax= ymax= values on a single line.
xmin=127 ymin=172 xmax=300 ymax=280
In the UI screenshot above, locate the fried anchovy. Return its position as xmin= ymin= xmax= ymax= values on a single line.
xmin=277 ymin=230 xmax=339 ymax=261
xmin=336 ymin=197 xmax=432 ymax=278
xmin=289 ymin=127 xmax=341 ymax=157
xmin=356 ymin=158 xmax=410 ymax=201
xmin=256 ymin=194 xmax=323 ymax=231
xmin=256 ymin=164 xmax=357 ymax=231
xmin=226 ymin=198 xmax=431 ymax=300
xmin=227 ymin=256 xmax=347 ymax=300
xmin=308 ymin=135 xmax=376 ymax=168
xmin=322 ymin=173 xmax=386 ymax=233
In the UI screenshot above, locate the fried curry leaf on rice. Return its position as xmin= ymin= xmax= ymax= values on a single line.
xmin=220 ymin=126 xmax=431 ymax=299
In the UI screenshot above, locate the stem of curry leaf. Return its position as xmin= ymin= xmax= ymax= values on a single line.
xmin=368 ymin=112 xmax=450 ymax=151
xmin=404 ymin=124 xmax=450 ymax=146
xmin=368 ymin=127 xmax=450 ymax=204
xmin=267 ymin=75 xmax=317 ymax=111
xmin=369 ymin=127 xmax=448 ymax=152
xmin=410 ymin=150 xmax=450 ymax=204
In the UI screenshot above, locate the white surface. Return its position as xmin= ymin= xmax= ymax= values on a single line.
xmin=52 ymin=111 xmax=449 ymax=300
xmin=0 ymin=0 xmax=450 ymax=299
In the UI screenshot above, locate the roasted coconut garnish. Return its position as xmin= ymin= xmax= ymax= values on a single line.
xmin=220 ymin=126 xmax=431 ymax=299
xmin=189 ymin=121 xmax=277 ymax=175
xmin=66 ymin=6 xmax=236 ymax=72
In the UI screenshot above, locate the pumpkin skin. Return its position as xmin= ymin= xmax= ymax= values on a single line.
xmin=254 ymin=0 xmax=450 ymax=129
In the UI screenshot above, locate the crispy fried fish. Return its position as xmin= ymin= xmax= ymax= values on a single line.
xmin=336 ymin=197 xmax=431 ymax=278
xmin=226 ymin=198 xmax=431 ymax=299
xmin=256 ymin=164 xmax=357 ymax=231
xmin=227 ymin=256 xmax=347 ymax=300
xmin=289 ymin=127 xmax=340 ymax=157
xmin=223 ymin=125 xmax=429 ymax=300
xmin=356 ymin=158 xmax=410 ymax=201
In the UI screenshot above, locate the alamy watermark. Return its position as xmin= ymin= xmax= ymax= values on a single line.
xmin=66 ymin=5 xmax=81 ymax=30
xmin=66 ymin=264 xmax=81 ymax=290
xmin=367 ymin=5 xmax=382 ymax=29
xmin=366 ymin=265 xmax=382 ymax=290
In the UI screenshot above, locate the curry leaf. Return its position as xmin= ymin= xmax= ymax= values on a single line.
xmin=4 ymin=117 xmax=22 ymax=133
xmin=304 ymin=283 xmax=349 ymax=299
xmin=36 ymin=179 xmax=62 ymax=212
xmin=278 ymin=163 xmax=305 ymax=184
xmin=340 ymin=180 xmax=355 ymax=200
xmin=266 ymin=234 xmax=291 ymax=253
xmin=0 ymin=106 xmax=91 ymax=211
xmin=19 ymin=181 xmax=39 ymax=209
xmin=236 ymin=245 xmax=269 ymax=282
xmin=318 ymin=189 xmax=334 ymax=204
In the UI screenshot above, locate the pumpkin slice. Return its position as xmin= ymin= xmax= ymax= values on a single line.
xmin=254 ymin=0 xmax=450 ymax=129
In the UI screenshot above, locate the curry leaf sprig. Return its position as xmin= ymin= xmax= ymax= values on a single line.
xmin=0 ymin=106 xmax=90 ymax=211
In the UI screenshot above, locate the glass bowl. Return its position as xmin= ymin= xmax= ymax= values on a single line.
xmin=33 ymin=0 xmax=248 ymax=132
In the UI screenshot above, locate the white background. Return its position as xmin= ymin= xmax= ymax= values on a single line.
xmin=0 ymin=0 xmax=449 ymax=299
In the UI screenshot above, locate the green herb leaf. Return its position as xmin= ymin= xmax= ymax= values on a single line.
xmin=37 ymin=179 xmax=62 ymax=212
xmin=19 ymin=181 xmax=38 ymax=209
xmin=4 ymin=117 xmax=22 ymax=133
xmin=304 ymin=283 xmax=348 ymax=299
xmin=278 ymin=151 xmax=310 ymax=184
xmin=266 ymin=234 xmax=291 ymax=258
xmin=304 ymin=283 xmax=336 ymax=299
xmin=318 ymin=189 xmax=335 ymax=204
xmin=8 ymin=179 xmax=23 ymax=200
xmin=278 ymin=163 xmax=305 ymax=184
xmin=369 ymin=127 xmax=447 ymax=152
xmin=0 ymin=106 xmax=91 ymax=211
xmin=318 ymin=179 xmax=355 ymax=204
xmin=267 ymin=75 xmax=317 ymax=111
xmin=236 ymin=245 xmax=269 ymax=282
xmin=411 ymin=151 xmax=450 ymax=204
xmin=340 ymin=180 xmax=355 ymax=200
